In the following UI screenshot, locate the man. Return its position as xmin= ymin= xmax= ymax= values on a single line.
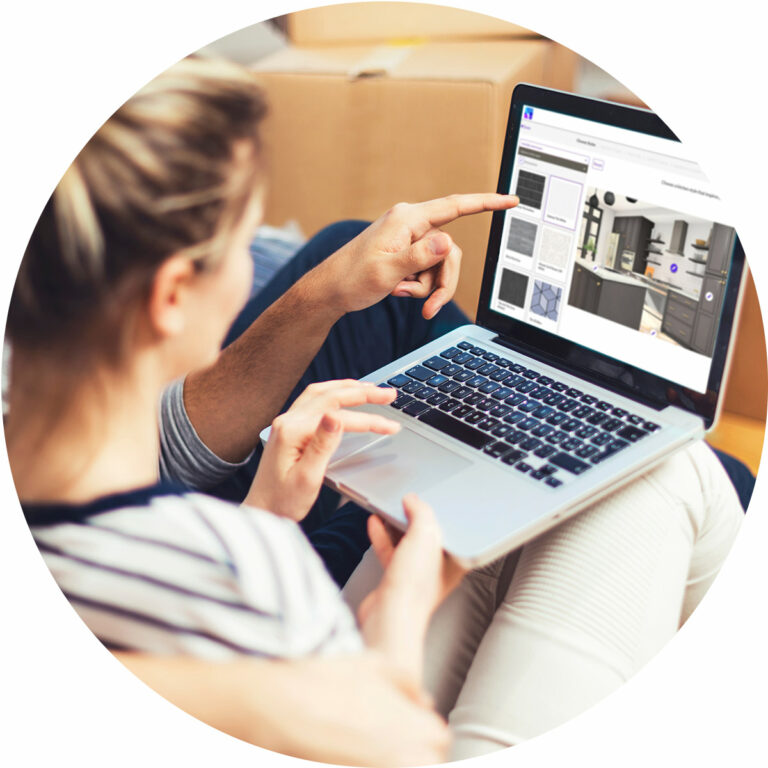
xmin=160 ymin=195 xmax=519 ymax=582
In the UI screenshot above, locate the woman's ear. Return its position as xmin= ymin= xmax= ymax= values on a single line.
xmin=146 ymin=256 xmax=196 ymax=339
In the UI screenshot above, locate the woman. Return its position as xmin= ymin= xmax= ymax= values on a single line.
xmin=114 ymin=640 xmax=453 ymax=766
xmin=5 ymin=56 xmax=743 ymax=761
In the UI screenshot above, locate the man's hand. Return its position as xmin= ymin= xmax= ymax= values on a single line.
xmin=181 ymin=192 xmax=517 ymax=468
xmin=245 ymin=380 xmax=400 ymax=520
xmin=318 ymin=193 xmax=519 ymax=320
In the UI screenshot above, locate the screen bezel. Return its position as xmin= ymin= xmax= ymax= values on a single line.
xmin=476 ymin=84 xmax=745 ymax=429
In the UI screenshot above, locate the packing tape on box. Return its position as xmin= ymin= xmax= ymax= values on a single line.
xmin=346 ymin=44 xmax=419 ymax=79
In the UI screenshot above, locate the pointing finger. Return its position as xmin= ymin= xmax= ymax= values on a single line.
xmin=410 ymin=193 xmax=518 ymax=238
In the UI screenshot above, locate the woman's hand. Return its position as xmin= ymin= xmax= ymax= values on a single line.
xmin=316 ymin=193 xmax=519 ymax=320
xmin=358 ymin=494 xmax=468 ymax=679
xmin=245 ymin=380 xmax=400 ymax=521
xmin=116 ymin=651 xmax=451 ymax=766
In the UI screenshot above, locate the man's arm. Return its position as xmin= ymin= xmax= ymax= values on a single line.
xmin=184 ymin=265 xmax=343 ymax=463
xmin=184 ymin=193 xmax=519 ymax=464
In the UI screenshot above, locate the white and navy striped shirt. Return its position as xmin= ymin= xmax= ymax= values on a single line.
xmin=22 ymin=378 xmax=364 ymax=660
xmin=26 ymin=485 xmax=363 ymax=660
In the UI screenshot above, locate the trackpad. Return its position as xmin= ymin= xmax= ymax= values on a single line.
xmin=328 ymin=427 xmax=471 ymax=505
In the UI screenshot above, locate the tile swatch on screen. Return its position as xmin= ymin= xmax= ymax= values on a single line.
xmin=515 ymin=170 xmax=546 ymax=209
xmin=498 ymin=269 xmax=529 ymax=308
xmin=538 ymin=226 xmax=572 ymax=270
xmin=530 ymin=279 xmax=563 ymax=321
xmin=543 ymin=176 xmax=582 ymax=229
xmin=506 ymin=217 xmax=537 ymax=257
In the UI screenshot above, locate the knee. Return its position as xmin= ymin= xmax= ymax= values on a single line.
xmin=649 ymin=441 xmax=742 ymax=537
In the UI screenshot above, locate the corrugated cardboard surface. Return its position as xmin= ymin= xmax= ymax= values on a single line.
xmin=256 ymin=41 xmax=542 ymax=82
xmin=252 ymin=40 xmax=550 ymax=314
xmin=543 ymin=42 xmax=580 ymax=94
xmin=286 ymin=3 xmax=534 ymax=45
xmin=707 ymin=268 xmax=766 ymax=474
xmin=723 ymin=270 xmax=767 ymax=421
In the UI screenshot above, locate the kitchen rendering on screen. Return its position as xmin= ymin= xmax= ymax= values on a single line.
xmin=568 ymin=191 xmax=734 ymax=357
xmin=489 ymin=103 xmax=736 ymax=392
xmin=496 ymin=186 xmax=734 ymax=358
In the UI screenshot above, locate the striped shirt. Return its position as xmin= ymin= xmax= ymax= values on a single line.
xmin=25 ymin=485 xmax=363 ymax=660
xmin=22 ymin=378 xmax=363 ymax=660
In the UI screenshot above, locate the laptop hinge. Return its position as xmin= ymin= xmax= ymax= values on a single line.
xmin=492 ymin=334 xmax=668 ymax=411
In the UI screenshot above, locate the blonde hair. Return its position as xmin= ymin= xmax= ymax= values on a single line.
xmin=7 ymin=56 xmax=268 ymax=359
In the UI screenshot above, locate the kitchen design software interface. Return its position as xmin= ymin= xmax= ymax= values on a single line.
xmin=491 ymin=105 xmax=737 ymax=393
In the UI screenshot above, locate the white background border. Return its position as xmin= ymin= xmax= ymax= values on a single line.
xmin=1 ymin=1 xmax=766 ymax=766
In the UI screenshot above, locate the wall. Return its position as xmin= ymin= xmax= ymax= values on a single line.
xmin=645 ymin=215 xmax=711 ymax=296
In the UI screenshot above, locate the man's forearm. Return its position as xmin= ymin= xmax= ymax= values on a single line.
xmin=181 ymin=192 xmax=517 ymax=465
xmin=184 ymin=263 xmax=344 ymax=463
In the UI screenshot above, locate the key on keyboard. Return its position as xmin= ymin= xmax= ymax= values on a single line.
xmin=388 ymin=340 xmax=665 ymax=482
xmin=418 ymin=408 xmax=494 ymax=450
xmin=406 ymin=366 xmax=433 ymax=381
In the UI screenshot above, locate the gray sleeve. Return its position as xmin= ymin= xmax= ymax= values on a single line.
xmin=158 ymin=377 xmax=253 ymax=490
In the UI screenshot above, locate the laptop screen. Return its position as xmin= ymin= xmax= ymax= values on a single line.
xmin=488 ymin=103 xmax=736 ymax=395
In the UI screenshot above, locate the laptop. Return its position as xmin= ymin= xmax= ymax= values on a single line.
xmin=293 ymin=84 xmax=746 ymax=567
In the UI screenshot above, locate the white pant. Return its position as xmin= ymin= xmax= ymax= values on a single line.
xmin=343 ymin=441 xmax=743 ymax=760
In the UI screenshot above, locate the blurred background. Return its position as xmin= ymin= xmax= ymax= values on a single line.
xmin=196 ymin=2 xmax=765 ymax=476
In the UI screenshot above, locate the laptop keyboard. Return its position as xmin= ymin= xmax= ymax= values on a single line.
xmin=381 ymin=341 xmax=661 ymax=488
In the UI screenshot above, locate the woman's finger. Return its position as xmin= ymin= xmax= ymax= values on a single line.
xmin=294 ymin=412 xmax=345 ymax=489
xmin=368 ymin=514 xmax=397 ymax=570
xmin=376 ymin=495 xmax=443 ymax=594
xmin=292 ymin=379 xmax=375 ymax=406
xmin=402 ymin=493 xmax=439 ymax=529
xmin=335 ymin=410 xmax=401 ymax=435
xmin=290 ymin=383 xmax=396 ymax=422
xmin=402 ymin=496 xmax=468 ymax=594
xmin=300 ymin=383 xmax=398 ymax=414
xmin=399 ymin=494 xmax=442 ymax=556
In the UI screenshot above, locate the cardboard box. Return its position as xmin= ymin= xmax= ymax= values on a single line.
xmin=722 ymin=269 xmax=768 ymax=422
xmin=286 ymin=2 xmax=534 ymax=46
xmin=253 ymin=40 xmax=558 ymax=315
xmin=543 ymin=42 xmax=581 ymax=95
